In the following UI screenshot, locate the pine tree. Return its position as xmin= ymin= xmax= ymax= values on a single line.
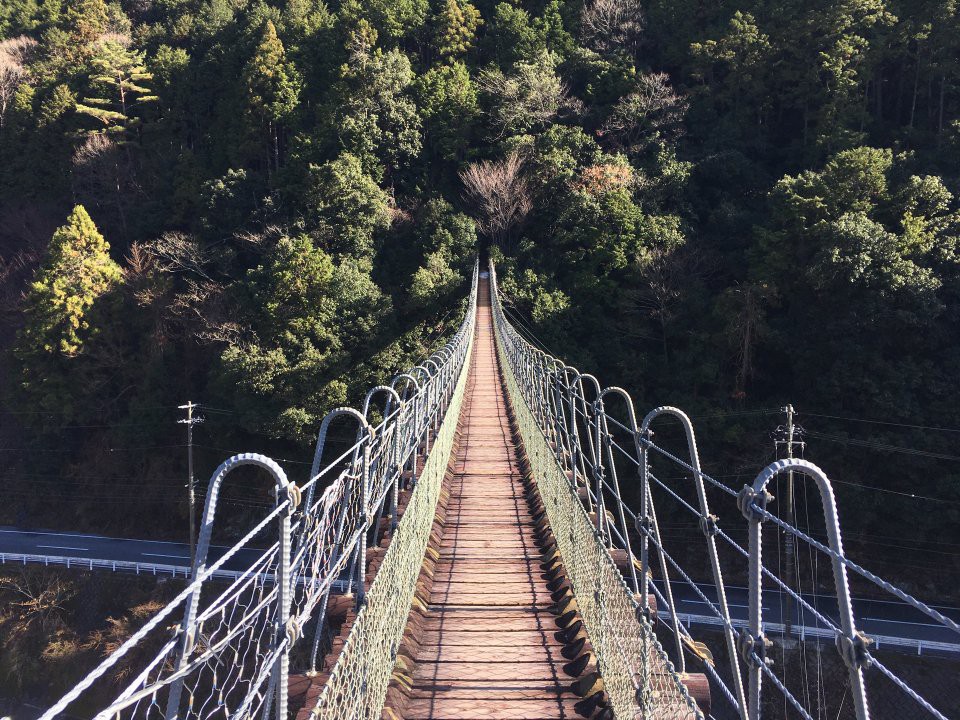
xmin=243 ymin=20 xmax=302 ymax=174
xmin=15 ymin=206 xmax=122 ymax=415
xmin=75 ymin=39 xmax=156 ymax=140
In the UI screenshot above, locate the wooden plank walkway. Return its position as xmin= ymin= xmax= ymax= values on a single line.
xmin=402 ymin=277 xmax=575 ymax=720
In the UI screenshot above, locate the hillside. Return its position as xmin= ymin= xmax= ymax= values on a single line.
xmin=0 ymin=0 xmax=958 ymax=632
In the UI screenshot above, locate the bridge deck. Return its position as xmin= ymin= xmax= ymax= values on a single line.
xmin=402 ymin=279 xmax=575 ymax=719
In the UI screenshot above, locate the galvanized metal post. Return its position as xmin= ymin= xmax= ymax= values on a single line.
xmin=744 ymin=459 xmax=870 ymax=720
xmin=165 ymin=454 xmax=292 ymax=720
xmin=639 ymin=406 xmax=748 ymax=719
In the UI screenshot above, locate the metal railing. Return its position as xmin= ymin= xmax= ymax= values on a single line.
xmin=490 ymin=264 xmax=702 ymax=720
xmin=488 ymin=261 xmax=958 ymax=720
xmin=37 ymin=262 xmax=478 ymax=720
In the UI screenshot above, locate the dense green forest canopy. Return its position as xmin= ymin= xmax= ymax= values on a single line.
xmin=0 ymin=0 xmax=959 ymax=621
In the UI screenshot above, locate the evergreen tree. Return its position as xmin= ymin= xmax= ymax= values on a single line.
xmin=219 ymin=235 xmax=392 ymax=441
xmin=332 ymin=47 xmax=422 ymax=175
xmin=243 ymin=20 xmax=302 ymax=174
xmin=75 ymin=38 xmax=156 ymax=140
xmin=433 ymin=0 xmax=482 ymax=59
xmin=415 ymin=61 xmax=478 ymax=161
xmin=307 ymin=152 xmax=392 ymax=259
xmin=15 ymin=206 xmax=122 ymax=411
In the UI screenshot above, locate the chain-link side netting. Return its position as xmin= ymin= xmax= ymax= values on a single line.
xmin=309 ymin=318 xmax=474 ymax=720
xmin=489 ymin=264 xmax=703 ymax=720
xmin=38 ymin=266 xmax=478 ymax=720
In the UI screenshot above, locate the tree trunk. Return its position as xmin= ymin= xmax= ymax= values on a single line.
xmin=909 ymin=43 xmax=922 ymax=129
xmin=875 ymin=65 xmax=883 ymax=122
xmin=938 ymin=75 xmax=946 ymax=140
xmin=659 ymin=311 xmax=668 ymax=364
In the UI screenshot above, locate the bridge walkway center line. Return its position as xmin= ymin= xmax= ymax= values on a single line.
xmin=399 ymin=277 xmax=577 ymax=720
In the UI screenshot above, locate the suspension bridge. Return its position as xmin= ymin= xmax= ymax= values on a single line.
xmin=32 ymin=262 xmax=959 ymax=720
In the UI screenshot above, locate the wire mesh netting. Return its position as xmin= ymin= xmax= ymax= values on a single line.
xmin=38 ymin=265 xmax=478 ymax=720
xmin=489 ymin=265 xmax=703 ymax=720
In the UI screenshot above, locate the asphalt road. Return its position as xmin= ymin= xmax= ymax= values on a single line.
xmin=2 ymin=527 xmax=958 ymax=652
xmin=651 ymin=579 xmax=960 ymax=650
xmin=0 ymin=526 xmax=265 ymax=575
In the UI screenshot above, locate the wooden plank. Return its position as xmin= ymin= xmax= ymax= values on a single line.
xmin=408 ymin=685 xmax=567 ymax=701
xmin=397 ymin=279 xmax=573 ymax=720
xmin=404 ymin=698 xmax=580 ymax=719
xmin=413 ymin=646 xmax=564 ymax=663
xmin=413 ymin=662 xmax=564 ymax=683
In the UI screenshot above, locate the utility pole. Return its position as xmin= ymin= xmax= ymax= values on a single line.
xmin=774 ymin=405 xmax=804 ymax=637
xmin=179 ymin=401 xmax=204 ymax=567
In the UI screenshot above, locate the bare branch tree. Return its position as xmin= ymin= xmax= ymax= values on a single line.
xmin=623 ymin=243 xmax=704 ymax=362
xmin=0 ymin=36 xmax=38 ymax=130
xmin=601 ymin=72 xmax=687 ymax=152
xmin=142 ymin=232 xmax=215 ymax=281
xmin=459 ymin=151 xmax=532 ymax=252
xmin=580 ymin=0 xmax=644 ymax=55
xmin=72 ymin=133 xmax=139 ymax=234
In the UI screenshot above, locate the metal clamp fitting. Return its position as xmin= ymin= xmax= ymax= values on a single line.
xmin=737 ymin=629 xmax=773 ymax=668
xmin=636 ymin=602 xmax=653 ymax=624
xmin=635 ymin=515 xmax=652 ymax=534
xmin=699 ymin=514 xmax=719 ymax=537
xmin=836 ymin=631 xmax=874 ymax=671
xmin=737 ymin=485 xmax=773 ymax=522
xmin=286 ymin=482 xmax=302 ymax=510
xmin=286 ymin=618 xmax=302 ymax=644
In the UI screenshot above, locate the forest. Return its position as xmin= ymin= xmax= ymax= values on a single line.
xmin=0 ymin=0 xmax=959 ymax=702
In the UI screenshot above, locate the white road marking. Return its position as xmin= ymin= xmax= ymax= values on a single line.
xmin=141 ymin=553 xmax=190 ymax=560
xmin=684 ymin=599 xmax=765 ymax=610
xmin=863 ymin=617 xmax=940 ymax=629
xmin=36 ymin=544 xmax=88 ymax=551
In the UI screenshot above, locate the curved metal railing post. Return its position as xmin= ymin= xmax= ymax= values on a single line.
xmin=304 ymin=408 xmax=373 ymax=668
xmin=574 ymin=373 xmax=602 ymax=515
xmin=742 ymin=459 xmax=870 ymax=720
xmin=165 ymin=454 xmax=295 ymax=720
xmin=591 ymin=395 xmax=610 ymax=545
xmin=596 ymin=387 xmax=641 ymax=594
xmin=361 ymin=387 xmax=402 ymax=547
xmin=639 ymin=407 xmax=748 ymax=720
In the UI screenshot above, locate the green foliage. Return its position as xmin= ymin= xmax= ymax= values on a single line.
xmin=478 ymin=50 xmax=568 ymax=137
xmin=486 ymin=3 xmax=545 ymax=66
xmin=433 ymin=0 xmax=482 ymax=58
xmin=307 ymin=152 xmax=392 ymax=258
xmin=65 ymin=0 xmax=108 ymax=50
xmin=757 ymin=147 xmax=957 ymax=313
xmin=414 ymin=61 xmax=478 ymax=161
xmin=408 ymin=249 xmax=462 ymax=309
xmin=331 ymin=47 xmax=422 ymax=174
xmin=243 ymin=20 xmax=301 ymax=124
xmin=75 ymin=39 xmax=156 ymax=139
xmin=17 ymin=206 xmax=121 ymax=358
xmin=219 ymin=235 xmax=392 ymax=441
xmin=340 ymin=0 xmax=428 ymax=42
xmin=14 ymin=206 xmax=122 ymax=415
xmin=242 ymin=20 xmax=302 ymax=172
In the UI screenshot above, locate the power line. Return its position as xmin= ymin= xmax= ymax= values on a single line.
xmin=805 ymin=430 xmax=960 ymax=462
xmin=830 ymin=477 xmax=960 ymax=505
xmin=0 ymin=444 xmax=189 ymax=453
xmin=800 ymin=410 xmax=960 ymax=435
xmin=193 ymin=444 xmax=311 ymax=466
xmin=0 ymin=405 xmax=180 ymax=416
